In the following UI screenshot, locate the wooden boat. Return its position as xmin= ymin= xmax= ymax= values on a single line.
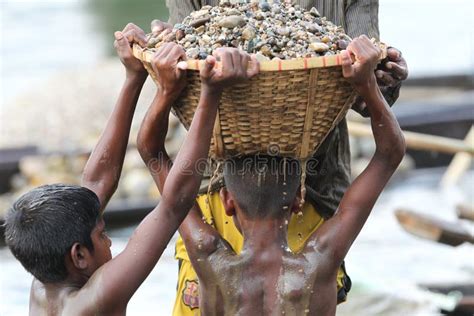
xmin=0 ymin=146 xmax=37 ymax=194
xmin=395 ymin=209 xmax=474 ymax=247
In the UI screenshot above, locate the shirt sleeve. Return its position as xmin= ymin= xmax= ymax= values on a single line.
xmin=344 ymin=0 xmax=380 ymax=39
xmin=345 ymin=0 xmax=401 ymax=107
xmin=166 ymin=0 xmax=202 ymax=25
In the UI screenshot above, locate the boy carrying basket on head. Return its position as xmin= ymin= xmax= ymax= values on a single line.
xmin=138 ymin=35 xmax=406 ymax=315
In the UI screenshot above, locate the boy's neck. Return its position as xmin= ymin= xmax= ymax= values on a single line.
xmin=240 ymin=216 xmax=290 ymax=255
xmin=42 ymin=277 xmax=84 ymax=293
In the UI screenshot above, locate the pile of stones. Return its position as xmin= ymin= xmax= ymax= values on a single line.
xmin=146 ymin=1 xmax=351 ymax=60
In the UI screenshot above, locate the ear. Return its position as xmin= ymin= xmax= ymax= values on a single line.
xmin=220 ymin=188 xmax=235 ymax=217
xmin=290 ymin=187 xmax=302 ymax=214
xmin=70 ymin=242 xmax=91 ymax=270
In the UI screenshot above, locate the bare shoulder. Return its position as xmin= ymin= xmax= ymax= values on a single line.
xmin=190 ymin=236 xmax=237 ymax=284
xmin=191 ymin=234 xmax=234 ymax=267
xmin=65 ymin=268 xmax=123 ymax=315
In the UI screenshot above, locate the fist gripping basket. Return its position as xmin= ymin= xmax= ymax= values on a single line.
xmin=133 ymin=45 xmax=386 ymax=159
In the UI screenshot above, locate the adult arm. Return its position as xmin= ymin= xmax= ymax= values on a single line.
xmin=307 ymin=36 xmax=406 ymax=264
xmin=166 ymin=0 xmax=205 ymax=26
xmin=345 ymin=0 xmax=408 ymax=114
xmin=81 ymin=24 xmax=147 ymax=211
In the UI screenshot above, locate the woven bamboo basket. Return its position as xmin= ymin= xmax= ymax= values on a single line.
xmin=133 ymin=44 xmax=387 ymax=160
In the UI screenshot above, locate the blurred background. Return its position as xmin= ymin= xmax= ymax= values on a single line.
xmin=0 ymin=0 xmax=473 ymax=315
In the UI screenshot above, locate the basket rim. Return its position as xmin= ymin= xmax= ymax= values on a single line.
xmin=132 ymin=42 xmax=387 ymax=72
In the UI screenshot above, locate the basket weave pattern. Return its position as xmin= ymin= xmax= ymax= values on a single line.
xmin=138 ymin=47 xmax=358 ymax=159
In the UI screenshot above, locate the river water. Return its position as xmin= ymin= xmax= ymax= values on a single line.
xmin=1 ymin=0 xmax=473 ymax=315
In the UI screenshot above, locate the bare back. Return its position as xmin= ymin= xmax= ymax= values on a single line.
xmin=194 ymin=242 xmax=339 ymax=316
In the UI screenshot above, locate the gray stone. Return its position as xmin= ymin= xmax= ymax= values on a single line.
xmin=218 ymin=15 xmax=246 ymax=28
xmin=310 ymin=7 xmax=320 ymax=17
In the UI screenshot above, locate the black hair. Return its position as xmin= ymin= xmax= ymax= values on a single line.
xmin=223 ymin=155 xmax=301 ymax=219
xmin=4 ymin=184 xmax=100 ymax=283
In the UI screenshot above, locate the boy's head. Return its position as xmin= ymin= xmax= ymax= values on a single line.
xmin=4 ymin=184 xmax=111 ymax=284
xmin=221 ymin=155 xmax=301 ymax=221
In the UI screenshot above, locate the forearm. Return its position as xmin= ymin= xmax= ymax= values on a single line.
xmin=360 ymin=85 xmax=405 ymax=164
xmin=137 ymin=92 xmax=175 ymax=192
xmin=82 ymin=76 xmax=145 ymax=209
xmin=161 ymin=88 xmax=220 ymax=214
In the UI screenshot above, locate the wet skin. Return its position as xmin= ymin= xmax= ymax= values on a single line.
xmin=24 ymin=24 xmax=223 ymax=315
xmin=192 ymin=228 xmax=339 ymax=316
xmin=29 ymin=220 xmax=116 ymax=316
xmin=138 ymin=36 xmax=405 ymax=316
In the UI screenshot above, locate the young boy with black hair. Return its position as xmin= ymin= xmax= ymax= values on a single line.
xmin=138 ymin=35 xmax=406 ymax=315
xmin=4 ymin=23 xmax=259 ymax=315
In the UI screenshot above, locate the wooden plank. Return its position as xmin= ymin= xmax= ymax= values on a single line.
xmin=440 ymin=126 xmax=474 ymax=187
xmin=133 ymin=43 xmax=387 ymax=72
xmin=348 ymin=121 xmax=474 ymax=155
xmin=395 ymin=209 xmax=474 ymax=247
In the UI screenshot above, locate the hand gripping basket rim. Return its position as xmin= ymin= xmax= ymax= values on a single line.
xmin=133 ymin=43 xmax=387 ymax=160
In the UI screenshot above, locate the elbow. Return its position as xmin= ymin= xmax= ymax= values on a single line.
xmin=136 ymin=129 xmax=148 ymax=158
xmin=136 ymin=132 xmax=155 ymax=164
xmin=376 ymin=133 xmax=406 ymax=168
xmin=162 ymin=189 xmax=196 ymax=218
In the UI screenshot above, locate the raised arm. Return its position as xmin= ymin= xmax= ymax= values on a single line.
xmin=309 ymin=36 xmax=406 ymax=264
xmin=137 ymin=47 xmax=221 ymax=259
xmin=81 ymin=23 xmax=147 ymax=211
xmin=89 ymin=46 xmax=259 ymax=313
